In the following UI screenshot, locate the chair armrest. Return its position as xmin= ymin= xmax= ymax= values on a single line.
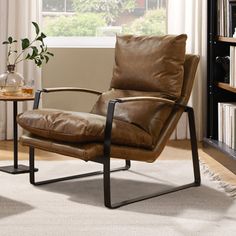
xmin=42 ymin=87 xmax=102 ymax=95
xmin=115 ymin=96 xmax=176 ymax=105
xmin=33 ymin=87 xmax=102 ymax=109
xmin=114 ymin=96 xmax=188 ymax=109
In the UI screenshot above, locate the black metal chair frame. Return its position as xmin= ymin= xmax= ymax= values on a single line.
xmin=28 ymin=88 xmax=201 ymax=209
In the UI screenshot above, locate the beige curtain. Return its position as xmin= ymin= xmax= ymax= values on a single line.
xmin=0 ymin=0 xmax=41 ymax=140
xmin=168 ymin=0 xmax=207 ymax=140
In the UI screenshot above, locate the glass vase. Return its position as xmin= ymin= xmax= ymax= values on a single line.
xmin=0 ymin=65 xmax=24 ymax=96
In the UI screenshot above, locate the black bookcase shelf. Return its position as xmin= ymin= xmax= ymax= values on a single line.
xmin=203 ymin=0 xmax=236 ymax=174
xmin=218 ymin=36 xmax=236 ymax=43
xmin=217 ymin=82 xmax=236 ymax=93
xmin=203 ymin=138 xmax=236 ymax=174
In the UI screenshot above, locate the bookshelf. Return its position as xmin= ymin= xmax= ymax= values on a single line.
xmin=217 ymin=82 xmax=236 ymax=93
xmin=218 ymin=36 xmax=236 ymax=43
xmin=203 ymin=0 xmax=236 ymax=174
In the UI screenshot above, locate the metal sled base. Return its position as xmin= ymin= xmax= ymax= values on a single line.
xmin=28 ymin=106 xmax=201 ymax=209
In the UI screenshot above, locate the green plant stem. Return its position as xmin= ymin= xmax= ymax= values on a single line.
xmin=7 ymin=45 xmax=12 ymax=65
xmin=14 ymin=38 xmax=37 ymax=65
xmin=15 ymin=58 xmax=26 ymax=65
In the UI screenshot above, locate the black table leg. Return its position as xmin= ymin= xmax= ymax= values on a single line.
xmin=13 ymin=100 xmax=18 ymax=169
xmin=0 ymin=101 xmax=38 ymax=174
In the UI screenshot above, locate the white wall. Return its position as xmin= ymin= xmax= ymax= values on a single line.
xmin=42 ymin=48 xmax=115 ymax=112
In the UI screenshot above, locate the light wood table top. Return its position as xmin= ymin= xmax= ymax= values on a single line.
xmin=0 ymin=94 xmax=34 ymax=101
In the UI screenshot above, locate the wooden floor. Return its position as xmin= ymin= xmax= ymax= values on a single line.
xmin=0 ymin=140 xmax=235 ymax=185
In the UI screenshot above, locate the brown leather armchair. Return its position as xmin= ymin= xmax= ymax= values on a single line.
xmin=17 ymin=34 xmax=200 ymax=209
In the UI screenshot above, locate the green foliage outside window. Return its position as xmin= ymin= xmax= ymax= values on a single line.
xmin=44 ymin=9 xmax=166 ymax=37
xmin=44 ymin=13 xmax=106 ymax=36
xmin=123 ymin=9 xmax=166 ymax=35
xmin=72 ymin=0 xmax=136 ymax=25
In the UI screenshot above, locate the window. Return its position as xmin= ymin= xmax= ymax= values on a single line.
xmin=42 ymin=0 xmax=74 ymax=13
xmin=41 ymin=0 xmax=167 ymax=47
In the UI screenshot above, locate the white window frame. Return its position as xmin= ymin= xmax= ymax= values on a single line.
xmin=41 ymin=0 xmax=167 ymax=48
xmin=44 ymin=36 xmax=116 ymax=48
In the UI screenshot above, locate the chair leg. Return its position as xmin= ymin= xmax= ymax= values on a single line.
xmin=187 ymin=107 xmax=201 ymax=185
xmin=103 ymin=108 xmax=201 ymax=209
xmin=125 ymin=160 xmax=131 ymax=169
xmin=103 ymin=158 xmax=111 ymax=207
xmin=29 ymin=147 xmax=35 ymax=184
xmin=103 ymin=159 xmax=199 ymax=209
xmin=28 ymin=146 xmax=130 ymax=186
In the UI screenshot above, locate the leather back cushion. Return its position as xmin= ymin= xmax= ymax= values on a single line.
xmin=91 ymin=89 xmax=174 ymax=144
xmin=111 ymin=34 xmax=187 ymax=98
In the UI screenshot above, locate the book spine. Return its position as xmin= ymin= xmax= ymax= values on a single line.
xmin=218 ymin=0 xmax=223 ymax=35
xmin=218 ymin=102 xmax=223 ymax=142
xmin=233 ymin=107 xmax=236 ymax=149
xmin=225 ymin=104 xmax=230 ymax=146
xmin=219 ymin=102 xmax=236 ymax=149
xmin=226 ymin=0 xmax=230 ymax=36
xmin=230 ymin=46 xmax=235 ymax=87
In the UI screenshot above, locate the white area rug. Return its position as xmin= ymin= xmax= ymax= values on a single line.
xmin=0 ymin=160 xmax=235 ymax=236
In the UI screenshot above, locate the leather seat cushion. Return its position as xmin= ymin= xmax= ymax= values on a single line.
xmin=17 ymin=109 xmax=154 ymax=149
xmin=111 ymin=34 xmax=187 ymax=98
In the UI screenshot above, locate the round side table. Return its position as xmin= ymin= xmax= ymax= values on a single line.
xmin=0 ymin=94 xmax=38 ymax=174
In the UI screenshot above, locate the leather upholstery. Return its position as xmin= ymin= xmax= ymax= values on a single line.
xmin=18 ymin=34 xmax=199 ymax=163
xmin=91 ymin=89 xmax=174 ymax=145
xmin=180 ymin=54 xmax=201 ymax=104
xmin=111 ymin=34 xmax=187 ymax=97
xmin=17 ymin=109 xmax=153 ymax=149
xmin=149 ymin=54 xmax=200 ymax=159
xmin=20 ymin=134 xmax=157 ymax=162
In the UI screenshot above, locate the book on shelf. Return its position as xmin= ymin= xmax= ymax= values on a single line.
xmin=230 ymin=46 xmax=235 ymax=86
xmin=218 ymin=0 xmax=236 ymax=37
xmin=218 ymin=102 xmax=236 ymax=148
xmin=227 ymin=45 xmax=236 ymax=86
xmin=229 ymin=0 xmax=236 ymax=36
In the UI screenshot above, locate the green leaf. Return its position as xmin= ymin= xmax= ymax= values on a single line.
xmin=46 ymin=52 xmax=54 ymax=57
xmin=39 ymin=45 xmax=44 ymax=53
xmin=32 ymin=22 xmax=40 ymax=35
xmin=21 ymin=38 xmax=30 ymax=50
xmin=37 ymin=60 xmax=42 ymax=67
xmin=2 ymin=41 xmax=9 ymax=44
xmin=41 ymin=32 xmax=47 ymax=38
xmin=29 ymin=46 xmax=39 ymax=59
xmin=32 ymin=46 xmax=38 ymax=54
xmin=25 ymin=53 xmax=31 ymax=59
xmin=44 ymin=55 xmax=49 ymax=63
xmin=36 ymin=36 xmax=42 ymax=42
xmin=8 ymin=37 xmax=13 ymax=43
